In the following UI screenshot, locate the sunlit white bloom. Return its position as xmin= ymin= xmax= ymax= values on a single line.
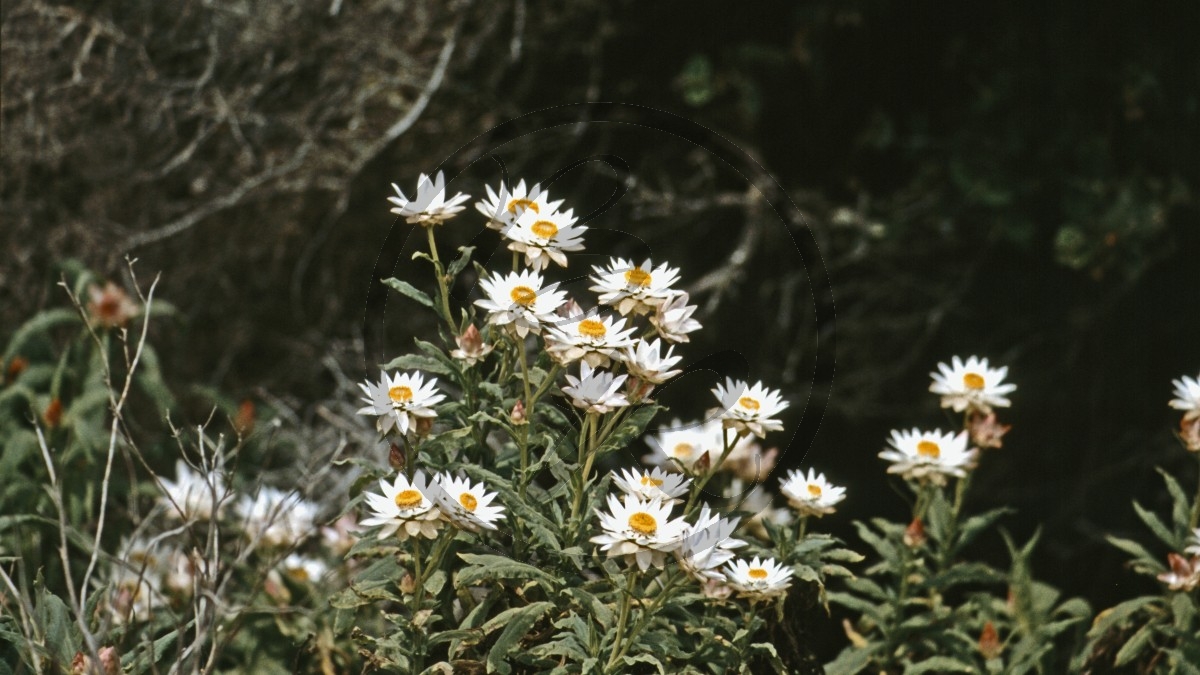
xmin=622 ymin=338 xmax=683 ymax=384
xmin=431 ymin=473 xmax=506 ymax=532
xmin=651 ymin=290 xmax=702 ymax=343
xmin=504 ymin=207 xmax=587 ymax=270
xmin=475 ymin=179 xmax=564 ymax=229
xmin=642 ymin=418 xmax=724 ymax=471
xmin=356 ymin=370 xmax=445 ymax=436
xmin=280 ymin=554 xmax=328 ymax=584
xmin=879 ymin=428 xmax=978 ymax=485
xmin=677 ymin=504 xmax=747 ymax=581
xmin=361 ymin=471 xmax=444 ymax=541
xmin=546 ymin=312 xmax=637 ymax=368
xmin=1170 ymin=373 xmax=1200 ymax=421
xmin=724 ymin=556 xmax=793 ymax=598
xmin=388 ymin=172 xmax=470 ymax=226
xmin=611 ymin=467 xmax=691 ymax=502
xmin=157 ymin=459 xmax=229 ymax=521
xmin=107 ymin=536 xmax=172 ymax=624
xmin=1185 ymin=528 xmax=1200 ymax=556
xmin=236 ymin=487 xmax=319 ymax=548
xmin=1157 ymin=553 xmax=1200 ymax=592
xmin=929 ymin=356 xmax=1017 ymax=414
xmin=590 ymin=258 xmax=681 ymax=316
xmin=712 ymin=378 xmax=789 ymax=438
xmin=590 ymin=494 xmax=688 ymax=571
xmin=562 ymin=362 xmax=629 ymax=413
xmin=779 ymin=468 xmax=846 ymax=517
xmin=475 ymin=269 xmax=568 ymax=338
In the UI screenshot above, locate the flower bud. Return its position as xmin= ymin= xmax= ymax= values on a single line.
xmin=43 ymin=398 xmax=63 ymax=427
xmin=450 ymin=324 xmax=494 ymax=366
xmin=510 ymin=399 xmax=527 ymax=426
xmin=400 ymin=573 xmax=417 ymax=594
xmin=388 ymin=442 xmax=405 ymax=471
xmin=415 ymin=416 xmax=434 ymax=437
xmin=967 ymin=411 xmax=1011 ymax=449
xmin=1179 ymin=417 xmax=1200 ymax=452
xmin=5 ymin=356 xmax=28 ymax=384
xmin=234 ymin=399 xmax=255 ymax=435
xmin=903 ymin=517 xmax=927 ymax=548
xmin=978 ymin=621 xmax=1002 ymax=660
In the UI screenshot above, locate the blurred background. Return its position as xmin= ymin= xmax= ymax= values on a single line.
xmin=3 ymin=0 xmax=1198 ymax=651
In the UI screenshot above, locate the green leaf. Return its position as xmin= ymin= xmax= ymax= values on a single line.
xmin=448 ymin=246 xmax=476 ymax=277
xmin=484 ymin=602 xmax=554 ymax=675
xmin=382 ymin=353 xmax=455 ymax=377
xmin=4 ymin=308 xmax=81 ymax=360
xmin=1113 ymin=622 xmax=1155 ymax=667
xmin=382 ymin=277 xmax=436 ymax=309
xmin=1133 ymin=501 xmax=1178 ymax=549
xmin=1105 ymin=535 xmax=1164 ymax=571
xmin=904 ymin=655 xmax=975 ymax=673
xmin=1088 ymin=595 xmax=1160 ymax=637
xmin=455 ymin=554 xmax=558 ymax=589
xmin=35 ymin=584 xmax=74 ymax=665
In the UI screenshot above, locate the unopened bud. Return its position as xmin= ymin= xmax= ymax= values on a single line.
xmin=967 ymin=411 xmax=1011 ymax=449
xmin=415 ymin=416 xmax=434 ymax=437
xmin=693 ymin=450 xmax=712 ymax=475
xmin=510 ymin=399 xmax=527 ymax=425
xmin=1179 ymin=417 xmax=1200 ymax=452
xmin=98 ymin=647 xmax=121 ymax=675
xmin=978 ymin=621 xmax=1002 ymax=660
xmin=5 ymin=356 xmax=28 ymax=384
xmin=43 ymin=398 xmax=63 ymax=427
xmin=451 ymin=324 xmax=494 ymax=366
xmin=234 ymin=399 xmax=255 ymax=435
xmin=400 ymin=573 xmax=417 ymax=594
xmin=903 ymin=517 xmax=927 ymax=548
xmin=388 ymin=442 xmax=405 ymax=471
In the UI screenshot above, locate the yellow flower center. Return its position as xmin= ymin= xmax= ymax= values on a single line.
xmin=394 ymin=489 xmax=423 ymax=508
xmin=530 ymin=220 xmax=558 ymax=238
xmin=624 ymin=268 xmax=652 ymax=287
xmin=916 ymin=440 xmax=941 ymax=459
xmin=287 ymin=567 xmax=311 ymax=582
xmin=507 ymin=198 xmax=539 ymax=214
xmin=748 ymin=568 xmax=769 ymax=580
xmin=807 ymin=483 xmax=823 ymax=497
xmin=672 ymin=443 xmax=694 ymax=458
xmin=578 ymin=319 xmax=607 ymax=338
xmin=640 ymin=476 xmax=665 ymax=488
xmin=963 ymin=372 xmax=985 ymax=390
xmin=388 ymin=386 xmax=413 ymax=403
xmin=510 ymin=285 xmax=537 ymax=306
xmin=738 ymin=396 xmax=761 ymax=411
xmin=628 ymin=511 xmax=658 ymax=535
xmin=458 ymin=492 xmax=478 ymax=512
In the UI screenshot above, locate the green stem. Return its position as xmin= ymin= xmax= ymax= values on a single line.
xmin=529 ymin=363 xmax=563 ymax=408
xmin=605 ymin=572 xmax=638 ymax=673
xmin=1190 ymin=452 xmax=1200 ymax=530
xmin=797 ymin=515 xmax=809 ymax=541
xmin=568 ymin=414 xmax=598 ymax=531
xmin=426 ymin=227 xmax=454 ymax=327
xmin=410 ymin=537 xmax=426 ymax=670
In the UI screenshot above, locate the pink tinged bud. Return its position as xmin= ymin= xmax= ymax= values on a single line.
xmin=457 ymin=324 xmax=484 ymax=353
xmin=978 ymin=622 xmax=1002 ymax=660
xmin=511 ymin=399 xmax=527 ymax=425
xmin=904 ymin=517 xmax=927 ymax=548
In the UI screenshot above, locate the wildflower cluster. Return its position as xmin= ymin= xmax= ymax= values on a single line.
xmin=336 ymin=172 xmax=860 ymax=672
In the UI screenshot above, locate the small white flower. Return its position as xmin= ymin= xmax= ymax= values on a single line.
xmin=611 ymin=467 xmax=691 ymax=502
xmin=360 ymin=471 xmax=444 ymax=541
xmin=357 ymin=370 xmax=445 ymax=436
xmin=562 ymin=362 xmax=630 ymax=413
xmin=929 ymin=356 xmax=1017 ymax=414
xmin=504 ymin=207 xmax=587 ymax=270
xmin=724 ymin=556 xmax=793 ymax=598
xmin=431 ymin=473 xmax=506 ymax=532
xmin=157 ymin=459 xmax=228 ymax=521
xmin=388 ymin=172 xmax=470 ymax=226
xmin=280 ymin=554 xmax=328 ymax=584
xmin=622 ymin=338 xmax=683 ymax=384
xmin=590 ymin=494 xmax=689 ymax=571
xmin=779 ymin=468 xmax=846 ymax=517
xmin=590 ymin=258 xmax=681 ymax=316
xmin=879 ymin=428 xmax=978 ymax=485
xmin=475 ymin=269 xmax=568 ymax=338
xmin=642 ymin=418 xmax=724 ymax=471
xmin=474 ymin=179 xmax=564 ymax=229
xmin=651 ymin=291 xmax=702 ymax=343
xmin=236 ymin=487 xmax=319 ymax=548
xmin=677 ymin=504 xmax=747 ymax=581
xmin=546 ymin=312 xmax=638 ymax=368
xmin=711 ymin=378 xmax=789 ymax=438
xmin=1170 ymin=373 xmax=1200 ymax=421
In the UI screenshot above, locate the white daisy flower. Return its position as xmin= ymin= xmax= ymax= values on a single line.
xmin=360 ymin=471 xmax=444 ymax=541
xmin=724 ymin=556 xmax=793 ymax=598
xmin=475 ymin=269 xmax=568 ymax=338
xmin=546 ymin=312 xmax=638 ymax=368
xmin=590 ymin=494 xmax=689 ymax=571
xmin=779 ymin=468 xmax=846 ymax=517
xmin=236 ymin=487 xmax=319 ymax=548
xmin=677 ymin=504 xmax=747 ymax=581
xmin=562 ymin=362 xmax=630 ymax=413
xmin=622 ymin=338 xmax=683 ymax=385
xmin=1185 ymin=528 xmax=1200 ymax=556
xmin=356 ymin=370 xmax=445 ymax=437
xmin=879 ymin=428 xmax=978 ymax=485
xmin=280 ymin=554 xmax=328 ymax=584
xmin=611 ymin=467 xmax=691 ymax=502
xmin=711 ymin=378 xmax=789 ymax=438
xmin=504 ymin=207 xmax=587 ymax=270
xmin=1170 ymin=373 xmax=1200 ymax=421
xmin=929 ymin=355 xmax=1017 ymax=414
xmin=388 ymin=171 xmax=470 ymax=226
xmin=651 ymin=291 xmax=702 ymax=343
xmin=157 ymin=459 xmax=229 ymax=521
xmin=431 ymin=473 xmax=506 ymax=532
xmin=590 ymin=258 xmax=682 ymax=316
xmin=474 ymin=179 xmax=564 ymax=229
xmin=642 ymin=418 xmax=724 ymax=471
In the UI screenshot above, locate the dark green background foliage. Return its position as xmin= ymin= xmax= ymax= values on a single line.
xmin=3 ymin=0 xmax=1198 ymax=658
